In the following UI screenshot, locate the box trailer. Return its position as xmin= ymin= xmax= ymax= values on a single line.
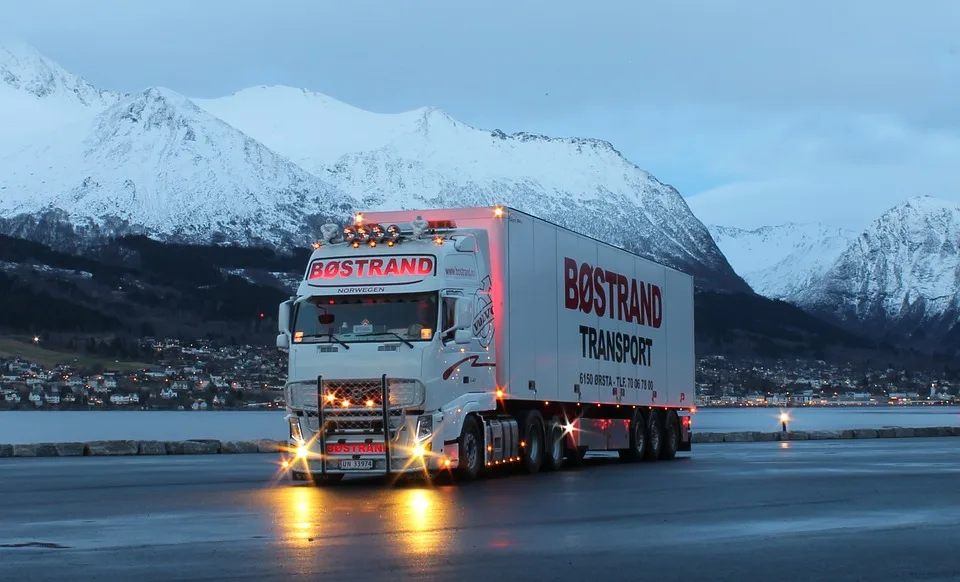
xmin=277 ymin=206 xmax=694 ymax=483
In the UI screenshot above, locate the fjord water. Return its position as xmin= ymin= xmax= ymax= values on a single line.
xmin=1 ymin=406 xmax=958 ymax=444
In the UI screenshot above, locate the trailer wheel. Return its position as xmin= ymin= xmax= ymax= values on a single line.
xmin=517 ymin=410 xmax=544 ymax=474
xmin=619 ymin=409 xmax=647 ymax=462
xmin=644 ymin=409 xmax=662 ymax=461
xmin=456 ymin=414 xmax=483 ymax=481
xmin=660 ymin=410 xmax=680 ymax=460
xmin=541 ymin=415 xmax=564 ymax=472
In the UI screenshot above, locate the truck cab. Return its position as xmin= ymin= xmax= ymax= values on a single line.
xmin=278 ymin=213 xmax=499 ymax=481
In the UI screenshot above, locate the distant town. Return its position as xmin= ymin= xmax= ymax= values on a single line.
xmin=0 ymin=338 xmax=957 ymax=410
xmin=0 ymin=337 xmax=286 ymax=411
xmin=696 ymin=355 xmax=958 ymax=407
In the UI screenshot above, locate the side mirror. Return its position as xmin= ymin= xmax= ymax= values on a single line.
xmin=278 ymin=300 xmax=293 ymax=335
xmin=276 ymin=333 xmax=289 ymax=350
xmin=319 ymin=313 xmax=335 ymax=326
xmin=454 ymin=329 xmax=472 ymax=344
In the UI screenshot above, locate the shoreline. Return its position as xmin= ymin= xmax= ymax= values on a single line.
xmin=3 ymin=426 xmax=959 ymax=458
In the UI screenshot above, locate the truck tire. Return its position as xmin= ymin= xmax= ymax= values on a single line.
xmin=456 ymin=414 xmax=483 ymax=481
xmin=644 ymin=409 xmax=662 ymax=461
xmin=517 ymin=410 xmax=544 ymax=474
xmin=619 ymin=409 xmax=647 ymax=462
xmin=659 ymin=410 xmax=680 ymax=460
xmin=541 ymin=415 xmax=565 ymax=472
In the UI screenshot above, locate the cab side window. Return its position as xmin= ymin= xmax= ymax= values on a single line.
xmin=441 ymin=298 xmax=457 ymax=342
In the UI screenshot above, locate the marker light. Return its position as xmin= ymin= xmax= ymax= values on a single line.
xmin=312 ymin=242 xmax=321 ymax=250
xmin=494 ymin=206 xmax=504 ymax=217
xmin=433 ymin=236 xmax=443 ymax=245
xmin=495 ymin=388 xmax=504 ymax=399
xmin=354 ymin=213 xmax=363 ymax=225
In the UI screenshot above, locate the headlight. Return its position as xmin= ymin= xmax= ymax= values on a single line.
xmin=388 ymin=380 xmax=425 ymax=407
xmin=289 ymin=417 xmax=304 ymax=442
xmin=416 ymin=415 xmax=433 ymax=442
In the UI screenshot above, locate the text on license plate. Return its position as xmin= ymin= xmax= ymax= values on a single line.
xmin=339 ymin=459 xmax=374 ymax=470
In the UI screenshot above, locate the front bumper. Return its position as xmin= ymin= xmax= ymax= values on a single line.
xmin=282 ymin=412 xmax=458 ymax=477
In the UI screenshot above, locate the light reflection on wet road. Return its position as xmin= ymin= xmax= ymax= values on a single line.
xmin=2 ymin=439 xmax=960 ymax=581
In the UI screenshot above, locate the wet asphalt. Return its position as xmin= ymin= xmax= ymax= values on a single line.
xmin=2 ymin=438 xmax=960 ymax=581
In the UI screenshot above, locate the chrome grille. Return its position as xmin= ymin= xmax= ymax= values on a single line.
xmin=285 ymin=377 xmax=425 ymax=435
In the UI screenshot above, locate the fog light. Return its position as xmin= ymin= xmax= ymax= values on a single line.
xmin=413 ymin=444 xmax=425 ymax=457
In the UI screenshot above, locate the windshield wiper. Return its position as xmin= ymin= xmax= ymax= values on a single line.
xmin=298 ymin=332 xmax=350 ymax=349
xmin=326 ymin=332 xmax=351 ymax=350
xmin=357 ymin=331 xmax=414 ymax=348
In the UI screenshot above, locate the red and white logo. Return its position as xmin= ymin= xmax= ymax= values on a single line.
xmin=308 ymin=256 xmax=435 ymax=280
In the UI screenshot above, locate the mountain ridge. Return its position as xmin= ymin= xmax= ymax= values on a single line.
xmin=0 ymin=42 xmax=748 ymax=293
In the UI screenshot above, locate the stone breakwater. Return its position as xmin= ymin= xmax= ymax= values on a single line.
xmin=1 ymin=427 xmax=958 ymax=457
xmin=692 ymin=426 xmax=960 ymax=443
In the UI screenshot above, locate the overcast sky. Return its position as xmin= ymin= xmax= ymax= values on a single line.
xmin=3 ymin=0 xmax=959 ymax=231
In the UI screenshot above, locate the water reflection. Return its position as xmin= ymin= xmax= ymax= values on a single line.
xmin=272 ymin=485 xmax=331 ymax=547
xmin=390 ymin=487 xmax=454 ymax=558
xmin=259 ymin=477 xmax=463 ymax=575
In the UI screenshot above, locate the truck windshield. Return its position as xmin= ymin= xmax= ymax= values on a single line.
xmin=293 ymin=292 xmax=439 ymax=344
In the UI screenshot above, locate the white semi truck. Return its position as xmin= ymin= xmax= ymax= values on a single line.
xmin=277 ymin=206 xmax=694 ymax=483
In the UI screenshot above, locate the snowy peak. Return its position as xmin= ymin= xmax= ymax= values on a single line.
xmin=197 ymin=82 xmax=746 ymax=290
xmin=193 ymin=86 xmax=431 ymax=170
xmin=709 ymin=223 xmax=856 ymax=299
xmin=0 ymin=41 xmax=122 ymax=143
xmin=793 ymin=196 xmax=960 ymax=343
xmin=1 ymin=41 xmax=103 ymax=103
xmin=866 ymin=195 xmax=960 ymax=240
xmin=0 ymin=85 xmax=354 ymax=245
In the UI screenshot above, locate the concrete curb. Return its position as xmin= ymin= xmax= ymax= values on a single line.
xmin=1 ymin=428 xmax=958 ymax=458
xmin=692 ymin=426 xmax=960 ymax=443
xmin=0 ymin=439 xmax=287 ymax=458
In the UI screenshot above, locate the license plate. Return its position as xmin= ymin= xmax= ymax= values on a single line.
xmin=339 ymin=459 xmax=374 ymax=470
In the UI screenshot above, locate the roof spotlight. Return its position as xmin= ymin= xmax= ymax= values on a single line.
xmin=370 ymin=223 xmax=385 ymax=242
xmin=386 ymin=224 xmax=401 ymax=242
xmin=343 ymin=225 xmax=357 ymax=242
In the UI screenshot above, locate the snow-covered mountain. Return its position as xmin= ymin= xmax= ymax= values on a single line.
xmin=0 ymin=87 xmax=354 ymax=247
xmin=791 ymin=196 xmax=960 ymax=344
xmin=710 ymin=223 xmax=856 ymax=299
xmin=0 ymin=41 xmax=122 ymax=145
xmin=0 ymin=43 xmax=747 ymax=292
xmin=193 ymin=86 xmax=424 ymax=172
xmin=196 ymin=86 xmax=746 ymax=290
